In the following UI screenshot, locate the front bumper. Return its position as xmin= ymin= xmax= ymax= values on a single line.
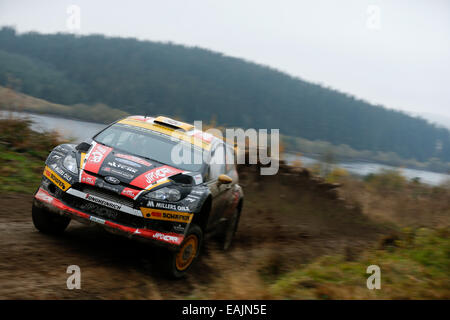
xmin=34 ymin=188 xmax=184 ymax=249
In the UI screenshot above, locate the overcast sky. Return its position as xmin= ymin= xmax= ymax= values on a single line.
xmin=1 ymin=0 xmax=449 ymax=120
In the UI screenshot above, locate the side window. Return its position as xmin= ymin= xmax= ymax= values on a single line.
xmin=208 ymin=144 xmax=225 ymax=180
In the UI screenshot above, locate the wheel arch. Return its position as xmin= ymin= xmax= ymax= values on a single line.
xmin=191 ymin=195 xmax=212 ymax=233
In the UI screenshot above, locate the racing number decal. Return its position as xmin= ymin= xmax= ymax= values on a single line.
xmin=83 ymin=143 xmax=113 ymax=174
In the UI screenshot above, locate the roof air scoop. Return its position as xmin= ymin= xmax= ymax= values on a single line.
xmin=153 ymin=116 xmax=194 ymax=132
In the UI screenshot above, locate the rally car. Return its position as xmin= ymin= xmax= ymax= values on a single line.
xmin=32 ymin=115 xmax=243 ymax=278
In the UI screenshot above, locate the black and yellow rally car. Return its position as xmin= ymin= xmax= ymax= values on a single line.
xmin=32 ymin=115 xmax=243 ymax=277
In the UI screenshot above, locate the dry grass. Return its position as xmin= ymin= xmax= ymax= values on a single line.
xmin=337 ymin=170 xmax=450 ymax=228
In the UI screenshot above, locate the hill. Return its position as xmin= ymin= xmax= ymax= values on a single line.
xmin=0 ymin=26 xmax=449 ymax=163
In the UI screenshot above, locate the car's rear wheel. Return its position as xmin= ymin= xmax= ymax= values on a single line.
xmin=221 ymin=209 xmax=241 ymax=251
xmin=159 ymin=224 xmax=203 ymax=279
xmin=32 ymin=202 xmax=71 ymax=234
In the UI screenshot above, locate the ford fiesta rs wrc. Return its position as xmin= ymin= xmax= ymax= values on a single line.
xmin=32 ymin=115 xmax=243 ymax=278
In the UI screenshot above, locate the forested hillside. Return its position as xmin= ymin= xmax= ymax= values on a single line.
xmin=0 ymin=27 xmax=449 ymax=163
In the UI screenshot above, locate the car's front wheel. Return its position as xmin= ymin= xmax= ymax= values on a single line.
xmin=158 ymin=224 xmax=203 ymax=278
xmin=32 ymin=201 xmax=71 ymax=234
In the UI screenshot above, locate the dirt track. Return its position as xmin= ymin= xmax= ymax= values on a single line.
xmin=0 ymin=168 xmax=385 ymax=299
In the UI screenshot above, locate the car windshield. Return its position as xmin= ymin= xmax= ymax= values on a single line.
xmin=93 ymin=123 xmax=205 ymax=172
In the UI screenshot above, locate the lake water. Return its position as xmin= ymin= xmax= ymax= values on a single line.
xmin=2 ymin=111 xmax=449 ymax=186
xmin=283 ymin=153 xmax=449 ymax=186
xmin=1 ymin=111 xmax=105 ymax=142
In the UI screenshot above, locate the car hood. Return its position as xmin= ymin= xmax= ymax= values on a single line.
xmin=79 ymin=142 xmax=187 ymax=192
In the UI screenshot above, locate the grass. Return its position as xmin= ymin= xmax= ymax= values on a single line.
xmin=0 ymin=117 xmax=66 ymax=193
xmin=337 ymin=169 xmax=450 ymax=228
xmin=0 ymin=145 xmax=44 ymax=193
xmin=270 ymin=228 xmax=450 ymax=299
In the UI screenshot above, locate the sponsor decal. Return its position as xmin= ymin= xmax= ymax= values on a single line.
xmin=101 ymin=167 xmax=134 ymax=179
xmin=50 ymin=163 xmax=73 ymax=182
xmin=147 ymin=201 xmax=190 ymax=212
xmin=84 ymin=144 xmax=112 ymax=174
xmin=107 ymin=161 xmax=138 ymax=173
xmin=190 ymin=189 xmax=204 ymax=195
xmin=130 ymin=165 xmax=182 ymax=189
xmin=173 ymin=224 xmax=185 ymax=232
xmin=184 ymin=197 xmax=197 ymax=203
xmin=115 ymin=153 xmax=151 ymax=166
xmin=80 ymin=171 xmax=96 ymax=186
xmin=152 ymin=232 xmax=181 ymax=244
xmin=144 ymin=166 xmax=182 ymax=184
xmin=121 ymin=188 xmax=140 ymax=199
xmin=43 ymin=166 xmax=71 ymax=191
xmin=85 ymin=193 xmax=122 ymax=211
xmin=141 ymin=208 xmax=193 ymax=223
xmin=115 ymin=157 xmax=142 ymax=168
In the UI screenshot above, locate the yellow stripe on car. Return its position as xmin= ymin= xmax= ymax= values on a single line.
xmin=43 ymin=166 xmax=71 ymax=191
xmin=80 ymin=152 xmax=86 ymax=169
xmin=140 ymin=208 xmax=193 ymax=223
xmin=146 ymin=178 xmax=171 ymax=191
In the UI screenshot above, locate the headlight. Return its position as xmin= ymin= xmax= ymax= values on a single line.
xmin=146 ymin=187 xmax=181 ymax=203
xmin=63 ymin=154 xmax=78 ymax=174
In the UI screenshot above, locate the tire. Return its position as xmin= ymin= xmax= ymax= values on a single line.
xmin=32 ymin=202 xmax=71 ymax=234
xmin=158 ymin=224 xmax=203 ymax=279
xmin=221 ymin=209 xmax=241 ymax=251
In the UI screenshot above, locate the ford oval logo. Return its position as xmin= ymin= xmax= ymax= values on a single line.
xmin=104 ymin=176 xmax=120 ymax=185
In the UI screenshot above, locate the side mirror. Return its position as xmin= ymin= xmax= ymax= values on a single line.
xmin=218 ymin=174 xmax=232 ymax=185
xmin=76 ymin=142 xmax=92 ymax=152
